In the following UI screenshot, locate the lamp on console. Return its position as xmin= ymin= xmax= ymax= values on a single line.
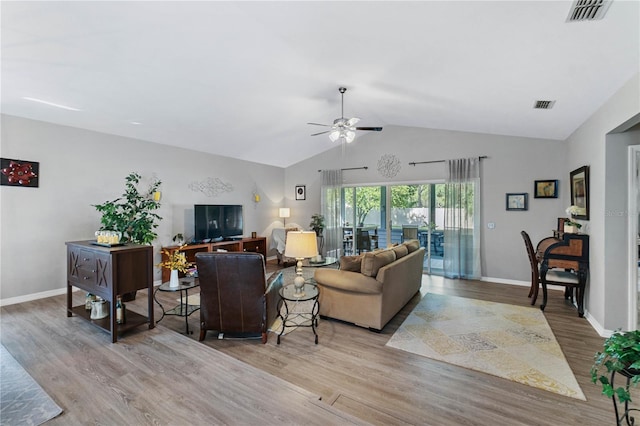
xmin=284 ymin=231 xmax=318 ymax=297
xmin=279 ymin=207 xmax=290 ymax=227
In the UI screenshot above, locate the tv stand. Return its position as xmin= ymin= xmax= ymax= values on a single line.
xmin=161 ymin=236 xmax=267 ymax=282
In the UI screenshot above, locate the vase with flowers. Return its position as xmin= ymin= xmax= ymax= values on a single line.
xmin=157 ymin=245 xmax=193 ymax=287
xmin=565 ymin=205 xmax=583 ymax=233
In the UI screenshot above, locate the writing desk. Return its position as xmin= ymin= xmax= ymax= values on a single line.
xmin=536 ymin=233 xmax=589 ymax=317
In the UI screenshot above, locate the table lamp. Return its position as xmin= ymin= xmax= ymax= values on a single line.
xmin=284 ymin=231 xmax=318 ymax=297
xmin=279 ymin=207 xmax=290 ymax=227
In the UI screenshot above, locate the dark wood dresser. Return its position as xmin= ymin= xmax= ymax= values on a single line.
xmin=66 ymin=240 xmax=155 ymax=342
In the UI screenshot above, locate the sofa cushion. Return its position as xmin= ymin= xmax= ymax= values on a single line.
xmin=392 ymin=244 xmax=409 ymax=259
xmin=403 ymin=239 xmax=420 ymax=253
xmin=340 ymin=255 xmax=362 ymax=272
xmin=361 ymin=249 xmax=396 ymax=277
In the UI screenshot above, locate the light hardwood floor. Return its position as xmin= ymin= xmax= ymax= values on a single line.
xmin=0 ymin=262 xmax=619 ymax=425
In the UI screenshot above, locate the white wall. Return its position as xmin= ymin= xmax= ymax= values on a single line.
xmin=0 ymin=115 xmax=285 ymax=301
xmin=284 ymin=125 xmax=568 ymax=283
xmin=566 ymin=72 xmax=640 ymax=333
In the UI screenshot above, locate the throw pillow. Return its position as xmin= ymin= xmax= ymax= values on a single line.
xmin=340 ymin=255 xmax=362 ymax=272
xmin=403 ymin=239 xmax=420 ymax=253
xmin=361 ymin=249 xmax=396 ymax=277
xmin=392 ymin=244 xmax=409 ymax=259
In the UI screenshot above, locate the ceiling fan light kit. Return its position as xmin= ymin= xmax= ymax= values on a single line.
xmin=309 ymin=87 xmax=382 ymax=143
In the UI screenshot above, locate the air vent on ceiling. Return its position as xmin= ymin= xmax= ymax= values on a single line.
xmin=566 ymin=0 xmax=613 ymax=22
xmin=534 ymin=100 xmax=556 ymax=110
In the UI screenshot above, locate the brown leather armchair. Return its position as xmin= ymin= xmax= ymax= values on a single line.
xmin=195 ymin=252 xmax=281 ymax=343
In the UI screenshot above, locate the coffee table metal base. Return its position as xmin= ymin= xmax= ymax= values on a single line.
xmin=154 ymin=278 xmax=200 ymax=335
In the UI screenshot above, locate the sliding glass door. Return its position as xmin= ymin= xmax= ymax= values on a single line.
xmin=389 ymin=183 xmax=446 ymax=274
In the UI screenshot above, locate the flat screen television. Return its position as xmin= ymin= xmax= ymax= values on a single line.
xmin=194 ymin=204 xmax=244 ymax=242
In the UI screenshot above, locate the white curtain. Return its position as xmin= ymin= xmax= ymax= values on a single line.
xmin=443 ymin=158 xmax=481 ymax=279
xmin=321 ymin=170 xmax=343 ymax=258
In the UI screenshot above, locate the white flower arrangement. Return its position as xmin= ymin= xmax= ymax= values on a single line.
xmin=565 ymin=205 xmax=582 ymax=229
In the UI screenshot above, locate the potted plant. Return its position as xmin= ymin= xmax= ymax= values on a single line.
xmin=93 ymin=172 xmax=162 ymax=245
xmin=309 ymin=213 xmax=325 ymax=236
xmin=565 ymin=205 xmax=583 ymax=233
xmin=157 ymin=245 xmax=193 ymax=287
xmin=591 ymin=329 xmax=640 ymax=403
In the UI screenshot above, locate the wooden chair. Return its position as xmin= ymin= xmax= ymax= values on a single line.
xmin=402 ymin=225 xmax=419 ymax=242
xmin=521 ymin=230 xmax=541 ymax=304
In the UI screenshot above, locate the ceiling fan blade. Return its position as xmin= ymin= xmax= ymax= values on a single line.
xmin=310 ymin=130 xmax=331 ymax=136
xmin=307 ymin=122 xmax=331 ymax=127
xmin=346 ymin=117 xmax=360 ymax=126
xmin=356 ymin=126 xmax=383 ymax=131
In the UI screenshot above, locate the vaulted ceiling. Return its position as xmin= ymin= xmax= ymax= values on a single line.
xmin=2 ymin=1 xmax=638 ymax=167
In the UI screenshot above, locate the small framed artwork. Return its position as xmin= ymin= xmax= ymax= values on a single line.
xmin=506 ymin=193 xmax=528 ymax=211
xmin=570 ymin=165 xmax=589 ymax=220
xmin=534 ymin=179 xmax=558 ymax=198
xmin=295 ymin=185 xmax=306 ymax=201
xmin=0 ymin=158 xmax=39 ymax=188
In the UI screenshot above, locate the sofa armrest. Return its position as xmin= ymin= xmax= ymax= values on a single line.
xmin=314 ymin=268 xmax=382 ymax=294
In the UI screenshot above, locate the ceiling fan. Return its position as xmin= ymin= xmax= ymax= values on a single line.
xmin=308 ymin=87 xmax=383 ymax=143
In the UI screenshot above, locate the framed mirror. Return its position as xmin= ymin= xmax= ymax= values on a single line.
xmin=569 ymin=166 xmax=589 ymax=220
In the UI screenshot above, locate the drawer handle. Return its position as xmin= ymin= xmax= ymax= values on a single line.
xmin=83 ymin=276 xmax=90 ymax=280
xmin=83 ymin=258 xmax=90 ymax=261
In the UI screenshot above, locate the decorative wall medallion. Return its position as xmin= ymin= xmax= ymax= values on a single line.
xmin=377 ymin=154 xmax=401 ymax=178
xmin=1 ymin=158 xmax=39 ymax=187
xmin=189 ymin=177 xmax=233 ymax=197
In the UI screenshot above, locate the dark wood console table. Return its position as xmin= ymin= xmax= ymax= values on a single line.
xmin=160 ymin=237 xmax=267 ymax=282
xmin=536 ymin=233 xmax=589 ymax=317
xmin=66 ymin=240 xmax=154 ymax=343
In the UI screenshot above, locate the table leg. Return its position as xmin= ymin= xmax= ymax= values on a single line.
xmin=153 ymin=287 xmax=166 ymax=323
xmin=277 ymin=298 xmax=288 ymax=345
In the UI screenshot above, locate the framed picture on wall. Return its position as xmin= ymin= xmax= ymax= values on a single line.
xmin=506 ymin=193 xmax=528 ymax=211
xmin=570 ymin=166 xmax=589 ymax=220
xmin=295 ymin=185 xmax=306 ymax=201
xmin=534 ymin=179 xmax=558 ymax=198
xmin=0 ymin=158 xmax=39 ymax=188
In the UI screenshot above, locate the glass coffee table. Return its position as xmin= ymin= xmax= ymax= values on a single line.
xmin=277 ymin=282 xmax=319 ymax=345
xmin=154 ymin=277 xmax=200 ymax=335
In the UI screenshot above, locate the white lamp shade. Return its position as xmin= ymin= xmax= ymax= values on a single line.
xmin=284 ymin=231 xmax=318 ymax=259
xmin=279 ymin=208 xmax=290 ymax=218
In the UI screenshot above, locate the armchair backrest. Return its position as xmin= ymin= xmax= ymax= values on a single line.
xmin=195 ymin=252 xmax=268 ymax=341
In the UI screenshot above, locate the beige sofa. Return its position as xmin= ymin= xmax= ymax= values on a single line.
xmin=314 ymin=240 xmax=425 ymax=331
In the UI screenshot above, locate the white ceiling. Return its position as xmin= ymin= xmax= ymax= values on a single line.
xmin=2 ymin=1 xmax=639 ymax=168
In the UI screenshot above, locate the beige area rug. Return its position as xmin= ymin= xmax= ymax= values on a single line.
xmin=386 ymin=293 xmax=586 ymax=400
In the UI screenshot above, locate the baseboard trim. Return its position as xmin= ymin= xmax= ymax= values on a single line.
xmin=1 ymin=280 xmax=164 ymax=307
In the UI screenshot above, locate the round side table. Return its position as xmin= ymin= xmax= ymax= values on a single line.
xmin=154 ymin=277 xmax=200 ymax=334
xmin=277 ymin=282 xmax=319 ymax=344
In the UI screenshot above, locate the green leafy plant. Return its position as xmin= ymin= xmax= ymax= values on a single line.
xmin=93 ymin=172 xmax=162 ymax=245
xmin=309 ymin=213 xmax=325 ymax=235
xmin=591 ymin=330 xmax=640 ymax=403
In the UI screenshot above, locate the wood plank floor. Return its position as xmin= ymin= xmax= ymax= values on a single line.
xmin=0 ymin=261 xmax=621 ymax=425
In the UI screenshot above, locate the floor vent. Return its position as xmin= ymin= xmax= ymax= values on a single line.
xmin=534 ymin=100 xmax=556 ymax=110
xmin=567 ymin=0 xmax=613 ymax=22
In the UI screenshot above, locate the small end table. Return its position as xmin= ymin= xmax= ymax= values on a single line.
xmin=154 ymin=277 xmax=200 ymax=335
xmin=277 ymin=282 xmax=319 ymax=345
xmin=303 ymin=256 xmax=338 ymax=268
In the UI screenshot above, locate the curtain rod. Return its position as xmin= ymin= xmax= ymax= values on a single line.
xmin=409 ymin=156 xmax=487 ymax=166
xmin=318 ymin=166 xmax=368 ymax=172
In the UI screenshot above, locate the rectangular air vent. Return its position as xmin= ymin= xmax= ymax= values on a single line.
xmin=534 ymin=100 xmax=556 ymax=110
xmin=567 ymin=0 xmax=613 ymax=22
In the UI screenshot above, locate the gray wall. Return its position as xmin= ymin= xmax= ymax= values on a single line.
xmin=604 ymin=128 xmax=640 ymax=329
xmin=565 ymin=73 xmax=640 ymax=333
xmin=284 ymin=126 xmax=568 ymax=283
xmin=0 ymin=115 xmax=285 ymax=301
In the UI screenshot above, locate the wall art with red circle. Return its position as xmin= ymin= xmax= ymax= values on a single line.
xmin=1 ymin=158 xmax=39 ymax=188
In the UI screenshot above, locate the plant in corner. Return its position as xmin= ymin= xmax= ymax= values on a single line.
xmin=309 ymin=213 xmax=325 ymax=236
xmin=93 ymin=172 xmax=162 ymax=245
xmin=591 ymin=329 xmax=640 ymax=403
